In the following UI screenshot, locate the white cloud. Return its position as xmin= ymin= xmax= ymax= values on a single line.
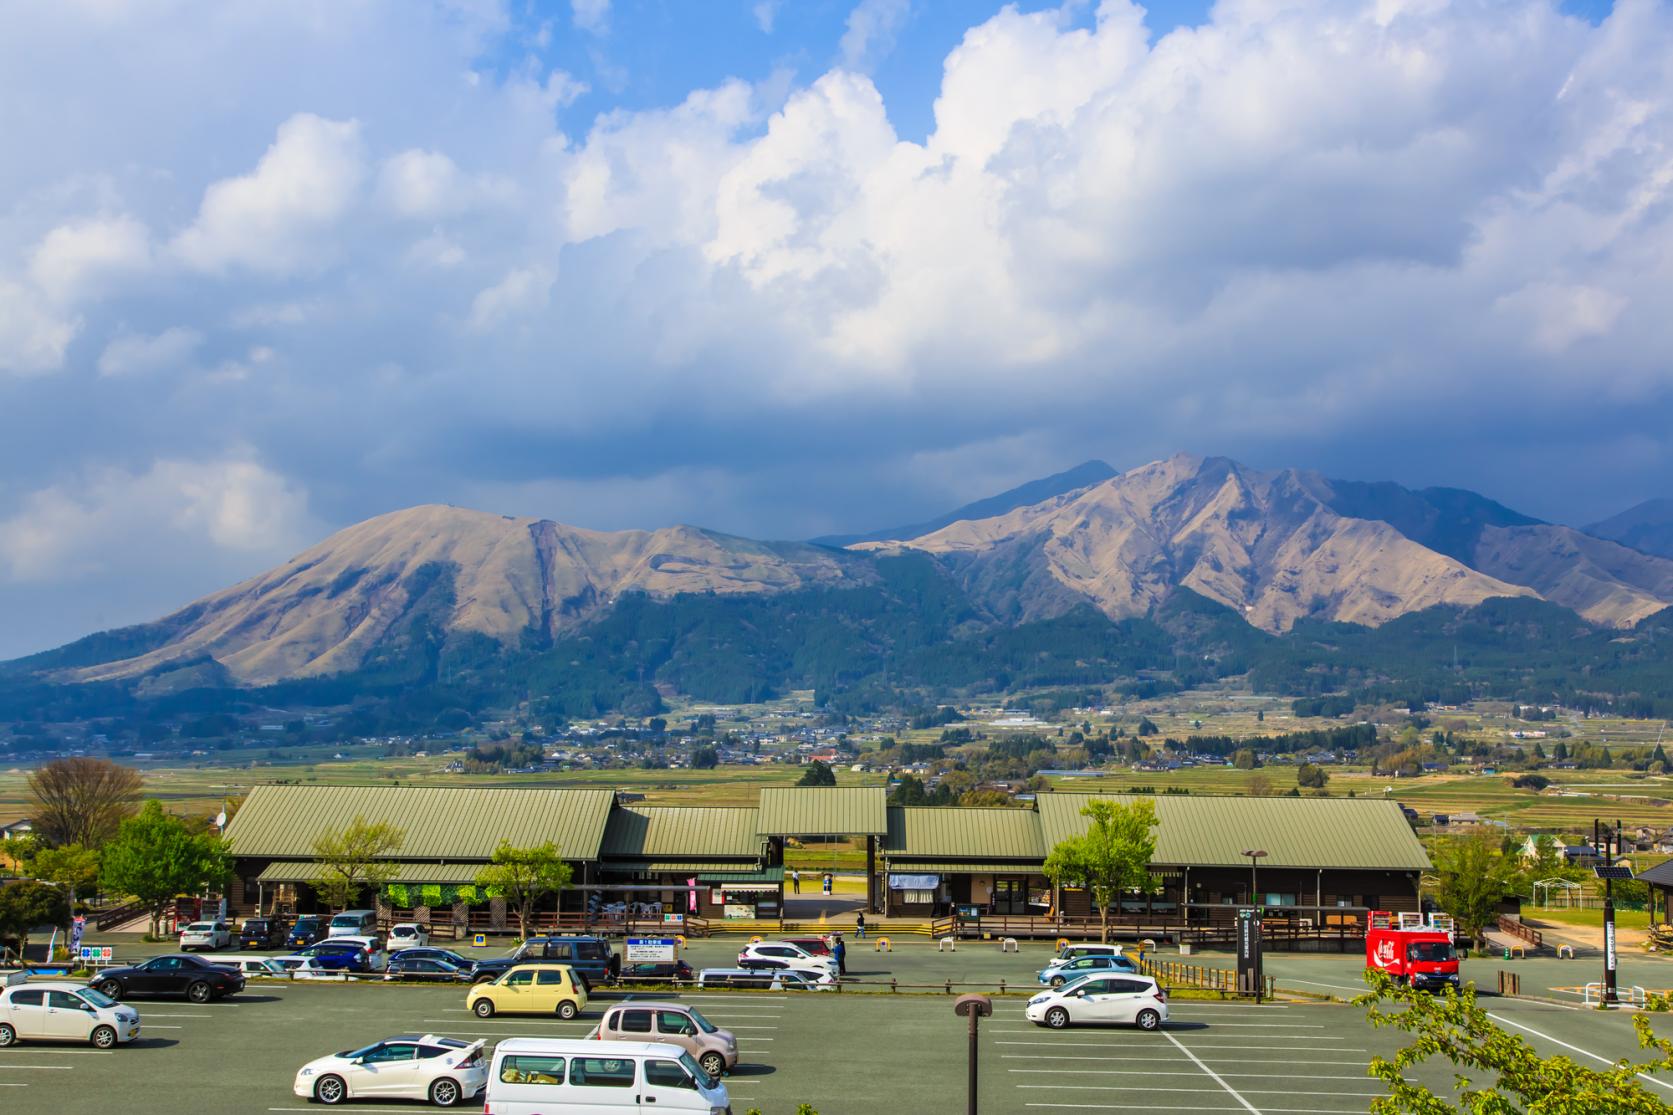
xmin=28 ymin=215 xmax=151 ymax=304
xmin=173 ymin=114 xmax=365 ymax=274
xmin=97 ymin=326 xmax=204 ymax=377
xmin=753 ymin=1 xmax=780 ymax=34
xmin=378 ymin=149 xmax=468 ymax=218
xmin=572 ymin=0 xmax=609 ymax=34
xmin=839 ymin=0 xmax=910 ymax=72
xmin=0 ymin=282 xmax=79 ymax=376
xmin=0 ymin=455 xmax=314 ymax=583
xmin=468 ymin=264 xmax=554 ymax=331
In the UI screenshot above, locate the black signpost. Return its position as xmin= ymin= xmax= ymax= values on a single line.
xmin=1237 ymin=907 xmax=1263 ymax=1002
xmin=1595 ymin=818 xmax=1633 ymax=1007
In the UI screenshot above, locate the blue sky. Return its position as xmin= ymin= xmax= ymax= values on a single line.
xmin=0 ymin=0 xmax=1668 ymax=658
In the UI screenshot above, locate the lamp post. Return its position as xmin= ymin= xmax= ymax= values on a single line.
xmin=1242 ymin=849 xmax=1268 ymax=908
xmin=953 ymin=993 xmax=993 ymax=1115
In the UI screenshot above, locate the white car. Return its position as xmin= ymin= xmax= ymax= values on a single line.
xmin=736 ymin=941 xmax=837 ymax=978
xmin=1024 ymin=974 xmax=1169 ymax=1031
xmin=214 ymin=957 xmax=291 ymax=979
xmin=286 ymin=957 xmax=353 ymax=981
xmin=294 ymin=1033 xmax=486 ymax=1107
xmin=0 ymin=981 xmax=142 ymax=1048
xmin=388 ymin=922 xmax=429 ymax=948
xmin=179 ymin=920 xmax=233 ymax=951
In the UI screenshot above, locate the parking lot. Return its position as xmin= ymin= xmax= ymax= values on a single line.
xmin=12 ymin=935 xmax=1673 ymax=1113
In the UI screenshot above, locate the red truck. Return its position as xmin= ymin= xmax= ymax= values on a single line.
xmin=1365 ymin=911 xmax=1461 ymax=992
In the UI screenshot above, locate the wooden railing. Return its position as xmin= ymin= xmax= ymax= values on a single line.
xmin=93 ymin=900 xmax=146 ymax=931
xmin=1498 ymin=916 xmax=1542 ymax=947
xmin=1141 ymin=956 xmax=1276 ymax=999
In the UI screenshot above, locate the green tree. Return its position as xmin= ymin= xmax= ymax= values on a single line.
xmin=797 ymin=761 xmax=837 ymax=787
xmin=1136 ymin=718 xmax=1159 ymax=737
xmin=1358 ymin=968 xmax=1673 ymax=1112
xmin=1431 ymin=834 xmax=1521 ymax=948
xmin=474 ymin=841 xmax=574 ymax=940
xmin=1297 ymin=763 xmax=1329 ymax=789
xmin=1043 ymin=798 xmax=1160 ymax=943
xmin=691 ymin=746 xmax=719 ymax=770
xmin=308 ymin=816 xmax=405 ymax=912
xmin=0 ymin=879 xmax=71 ymax=960
xmin=26 ymin=757 xmax=143 ymax=847
xmin=100 ymin=801 xmax=233 ymax=938
xmin=29 ymin=843 xmax=101 ymax=901
xmin=1232 ymin=748 xmax=1259 ymax=770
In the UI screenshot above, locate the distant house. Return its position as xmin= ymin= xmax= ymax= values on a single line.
xmin=1563 ymin=843 xmax=1603 ymax=868
xmin=0 ymin=820 xmax=32 ymax=841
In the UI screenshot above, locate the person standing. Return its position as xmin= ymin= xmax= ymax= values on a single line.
xmin=832 ymin=933 xmax=847 ymax=976
xmin=790 ymin=868 xmax=800 ymax=894
xmin=822 ymin=872 xmax=833 ymax=896
xmin=855 ymin=912 xmax=866 ymax=940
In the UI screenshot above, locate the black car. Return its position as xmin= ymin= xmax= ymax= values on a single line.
xmin=93 ymin=954 xmax=246 ymax=1003
xmin=383 ymin=956 xmax=472 ymax=983
xmin=390 ymin=947 xmax=479 ymax=975
xmin=239 ymin=917 xmax=288 ymax=949
xmin=615 ymin=959 xmax=694 ymax=984
xmin=286 ymin=916 xmax=327 ymax=949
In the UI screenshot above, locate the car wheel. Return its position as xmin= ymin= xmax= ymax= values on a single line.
xmin=96 ymin=980 xmax=122 ymax=1000
xmin=429 ymin=1078 xmax=461 ymax=1107
xmin=473 ymin=999 xmax=496 ymax=1018
xmin=557 ymin=1000 xmax=578 ymax=1020
xmin=0 ymin=1023 xmax=16 ymax=1047
xmin=315 ymin=1074 xmax=348 ymax=1105
xmin=699 ymin=1051 xmax=726 ymax=1078
xmin=1136 ymin=1009 xmax=1161 ymax=1032
xmin=186 ymin=981 xmax=212 ymax=1003
xmin=91 ymin=1025 xmax=118 ymax=1049
xmin=1049 ymin=976 xmax=1065 ymax=988
xmin=1044 ymin=1007 xmax=1070 ymax=1029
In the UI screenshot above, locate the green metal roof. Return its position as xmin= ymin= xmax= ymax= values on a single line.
xmin=225 ymin=785 xmax=617 ymax=861
xmin=253 ymin=861 xmax=486 ymax=884
xmin=757 ymin=788 xmax=888 ymax=835
xmin=601 ymin=861 xmax=764 ymax=875
xmin=700 ymin=866 xmax=784 ymax=884
xmin=1034 ymin=793 xmax=1430 ymax=871
xmin=601 ymin=807 xmax=764 ymax=859
xmin=883 ymin=861 xmax=1047 ymax=875
xmin=885 ymin=806 xmax=1044 ymax=858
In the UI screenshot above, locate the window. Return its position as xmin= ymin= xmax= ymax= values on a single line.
xmin=148 ymin=957 xmax=183 ymax=971
xmin=499 ymin=1055 xmax=564 ymax=1085
xmin=504 ymin=970 xmax=534 ymax=987
xmin=8 ymin=989 xmax=44 ymax=1007
xmin=548 ymin=943 xmax=574 ymax=960
xmin=619 ymin=1009 xmax=654 ymax=1033
xmin=576 ymin=941 xmax=606 ymax=960
xmin=1074 ymin=980 xmax=1114 ymax=996
xmin=657 ymin=1011 xmax=695 ymax=1036
xmin=535 ymin=969 xmax=568 ymax=986
xmin=901 ymin=890 xmax=934 ymax=904
xmin=364 ymin=1044 xmax=418 ymax=1064
xmin=571 ymin=1057 xmax=636 ymax=1088
xmin=1109 ymin=980 xmax=1150 ymax=995
xmin=47 ymin=991 xmax=86 ymax=1010
xmin=645 ymin=1059 xmax=696 ymax=1089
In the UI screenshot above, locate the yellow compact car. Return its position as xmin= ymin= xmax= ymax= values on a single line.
xmin=466 ymin=963 xmax=588 ymax=1020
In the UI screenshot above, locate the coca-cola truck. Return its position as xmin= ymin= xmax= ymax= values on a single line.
xmin=1365 ymin=911 xmax=1461 ymax=992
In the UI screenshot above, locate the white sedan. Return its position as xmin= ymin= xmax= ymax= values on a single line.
xmin=179 ymin=921 xmax=233 ymax=951
xmin=294 ymin=1034 xmax=486 ymax=1107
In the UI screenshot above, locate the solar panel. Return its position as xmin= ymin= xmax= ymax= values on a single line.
xmin=1594 ymin=865 xmax=1635 ymax=880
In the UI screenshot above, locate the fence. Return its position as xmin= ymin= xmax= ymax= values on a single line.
xmin=1141 ymin=956 xmax=1275 ymax=999
xmin=1497 ymin=916 xmax=1542 ymax=948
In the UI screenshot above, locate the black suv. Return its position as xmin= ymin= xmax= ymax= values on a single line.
xmin=239 ymin=917 xmax=288 ymax=949
xmin=93 ymin=954 xmax=246 ymax=1003
xmin=471 ymin=936 xmax=616 ymax=987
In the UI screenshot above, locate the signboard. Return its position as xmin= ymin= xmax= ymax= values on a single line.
xmin=78 ymin=945 xmax=113 ymax=964
xmin=1236 ymin=909 xmax=1263 ymax=998
xmin=626 ymin=937 xmax=678 ymax=963
xmin=662 ymin=912 xmax=685 ymax=925
xmin=70 ymin=916 xmax=86 ymax=950
xmin=1605 ymin=918 xmax=1617 ymax=973
xmin=723 ymin=904 xmax=754 ymax=919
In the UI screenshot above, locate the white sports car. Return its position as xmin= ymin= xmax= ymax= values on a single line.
xmin=294 ymin=1034 xmax=486 ymax=1107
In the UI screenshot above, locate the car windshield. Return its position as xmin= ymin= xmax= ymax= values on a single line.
xmin=1408 ymin=941 xmax=1456 ymax=962
xmin=680 ymin=1051 xmax=709 ymax=1082
xmin=341 ymin=1042 xmax=385 ymax=1060
xmin=687 ymin=1008 xmax=718 ymax=1034
xmin=78 ymin=987 xmax=118 ymax=1008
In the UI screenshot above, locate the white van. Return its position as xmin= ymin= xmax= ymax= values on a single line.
xmin=328 ymin=910 xmax=378 ymax=939
xmin=485 ymin=1037 xmax=729 ymax=1114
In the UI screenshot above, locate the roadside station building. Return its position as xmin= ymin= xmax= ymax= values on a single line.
xmin=222 ymin=783 xmax=1427 ymax=945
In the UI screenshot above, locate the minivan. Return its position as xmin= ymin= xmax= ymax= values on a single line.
xmin=485 ymin=1037 xmax=728 ymax=1114
xmin=328 ymin=910 xmax=378 ymax=939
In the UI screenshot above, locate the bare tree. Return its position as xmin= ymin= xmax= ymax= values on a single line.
xmin=26 ymin=758 xmax=143 ymax=847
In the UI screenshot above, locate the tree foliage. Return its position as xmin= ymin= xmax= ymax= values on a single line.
xmin=1043 ymin=798 xmax=1160 ymax=943
xmin=797 ymin=761 xmax=837 ymax=787
xmin=1358 ymin=968 xmax=1673 ymax=1113
xmin=308 ymin=816 xmax=405 ymax=911
xmin=26 ymin=758 xmax=142 ymax=847
xmin=0 ymin=879 xmax=71 ymax=959
xmin=29 ymin=843 xmax=101 ymax=899
xmin=474 ymin=841 xmax=573 ymax=940
xmin=100 ymin=801 xmax=233 ymax=937
xmin=1431 ymin=834 xmax=1521 ymax=947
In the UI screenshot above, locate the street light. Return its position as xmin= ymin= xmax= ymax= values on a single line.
xmin=1241 ymin=849 xmax=1268 ymax=908
xmin=953 ymin=993 xmax=993 ymax=1115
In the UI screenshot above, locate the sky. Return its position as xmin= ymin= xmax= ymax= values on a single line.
xmin=1 ymin=0 xmax=1669 ymax=659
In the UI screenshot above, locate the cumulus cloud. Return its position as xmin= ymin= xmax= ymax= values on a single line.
xmin=173 ymin=114 xmax=365 ymax=274
xmin=0 ymin=283 xmax=78 ymax=376
xmin=97 ymin=327 xmax=204 ymax=377
xmin=754 ymin=1 xmax=780 ymax=34
xmin=468 ymin=264 xmax=555 ymax=331
xmin=572 ymin=0 xmax=609 ymax=34
xmin=839 ymin=0 xmax=911 ymax=72
xmin=29 ymin=216 xmax=151 ymax=304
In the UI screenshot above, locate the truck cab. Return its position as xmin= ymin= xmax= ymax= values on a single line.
xmin=1365 ymin=910 xmax=1461 ymax=992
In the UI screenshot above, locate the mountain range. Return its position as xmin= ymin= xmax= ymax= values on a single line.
xmin=7 ymin=454 xmax=1673 ymax=702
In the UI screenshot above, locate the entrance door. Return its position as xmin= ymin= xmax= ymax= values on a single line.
xmin=993 ymin=878 xmax=1027 ymax=915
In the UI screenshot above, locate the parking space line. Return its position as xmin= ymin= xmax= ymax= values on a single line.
xmin=1162 ymin=1032 xmax=1260 ymax=1114
xmin=1175 ymin=1044 xmax=1368 ymax=1053
xmin=1021 ymin=1084 xmax=1381 ymax=1099
xmin=1003 ymin=1055 xmax=1371 ymax=1067
xmin=1485 ymin=1011 xmax=1673 ymax=1092
xmin=1011 ymin=1069 xmax=1371 ymax=1081
xmin=0 ymin=1065 xmax=74 ymax=1071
